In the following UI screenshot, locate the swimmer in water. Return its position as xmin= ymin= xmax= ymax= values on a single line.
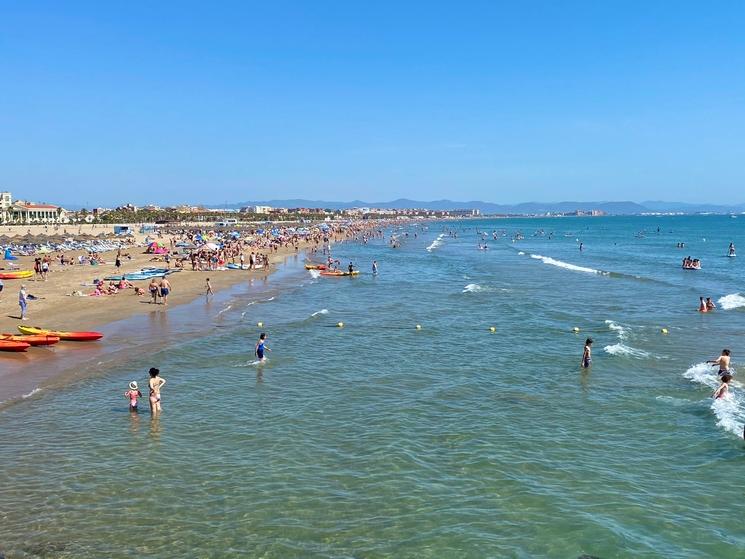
xmin=698 ymin=297 xmax=708 ymax=313
xmin=255 ymin=332 xmax=271 ymax=362
xmin=372 ymin=260 xmax=378 ymax=275
xmin=707 ymin=349 xmax=731 ymax=377
xmin=713 ymin=373 xmax=732 ymax=400
xmin=706 ymin=297 xmax=716 ymax=311
xmin=581 ymin=338 xmax=593 ymax=368
xmin=729 ymin=242 xmax=736 ymax=256
xmin=148 ymin=367 xmax=166 ymax=415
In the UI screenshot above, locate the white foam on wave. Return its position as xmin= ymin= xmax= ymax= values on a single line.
xmin=462 ymin=283 xmax=483 ymax=293
xmin=718 ymin=293 xmax=745 ymax=310
xmin=308 ymin=269 xmax=321 ymax=279
xmin=603 ymin=343 xmax=650 ymax=358
xmin=22 ymin=388 xmax=42 ymax=399
xmin=426 ymin=233 xmax=446 ymax=252
xmin=216 ymin=305 xmax=232 ymax=317
xmin=684 ymin=362 xmax=745 ymax=437
xmin=605 ymin=320 xmax=629 ymax=341
xmin=310 ymin=309 xmax=329 ymax=317
xmin=530 ymin=254 xmax=606 ymax=275
xmin=517 ymin=251 xmax=525 ymax=255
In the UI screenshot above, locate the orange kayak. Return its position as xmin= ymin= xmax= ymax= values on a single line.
xmin=0 ymin=340 xmax=30 ymax=352
xmin=17 ymin=326 xmax=103 ymax=341
xmin=0 ymin=270 xmax=34 ymax=280
xmin=1 ymin=334 xmax=61 ymax=346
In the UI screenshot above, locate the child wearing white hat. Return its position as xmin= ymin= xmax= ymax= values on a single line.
xmin=124 ymin=381 xmax=142 ymax=412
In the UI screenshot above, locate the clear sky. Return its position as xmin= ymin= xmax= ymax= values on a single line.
xmin=1 ymin=1 xmax=744 ymax=207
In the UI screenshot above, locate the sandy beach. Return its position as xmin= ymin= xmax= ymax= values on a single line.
xmin=0 ymin=224 xmax=307 ymax=333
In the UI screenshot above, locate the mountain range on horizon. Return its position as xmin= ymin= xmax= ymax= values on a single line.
xmin=205 ymin=198 xmax=745 ymax=215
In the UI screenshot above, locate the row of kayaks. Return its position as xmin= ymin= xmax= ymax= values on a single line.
xmin=0 ymin=270 xmax=33 ymax=280
xmin=0 ymin=326 xmax=104 ymax=352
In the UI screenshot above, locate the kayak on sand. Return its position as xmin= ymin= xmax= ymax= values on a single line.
xmin=1 ymin=333 xmax=60 ymax=346
xmin=0 ymin=340 xmax=30 ymax=352
xmin=17 ymin=326 xmax=103 ymax=341
xmin=0 ymin=270 xmax=34 ymax=280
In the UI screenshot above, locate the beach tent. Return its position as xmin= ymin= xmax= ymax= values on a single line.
xmin=4 ymin=248 xmax=18 ymax=260
xmin=145 ymin=241 xmax=169 ymax=254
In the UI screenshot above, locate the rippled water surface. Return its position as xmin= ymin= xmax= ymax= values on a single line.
xmin=2 ymin=216 xmax=745 ymax=558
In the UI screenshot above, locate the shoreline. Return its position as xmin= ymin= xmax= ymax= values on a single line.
xmin=0 ymin=250 xmax=309 ymax=408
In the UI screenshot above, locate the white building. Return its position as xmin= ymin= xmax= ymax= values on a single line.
xmin=242 ymin=205 xmax=272 ymax=214
xmin=0 ymin=192 xmax=69 ymax=224
xmin=0 ymin=192 xmax=11 ymax=223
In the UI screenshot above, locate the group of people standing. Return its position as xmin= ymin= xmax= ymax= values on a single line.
xmin=124 ymin=367 xmax=166 ymax=415
xmin=147 ymin=276 xmax=172 ymax=305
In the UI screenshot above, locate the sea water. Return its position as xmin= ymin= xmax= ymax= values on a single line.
xmin=2 ymin=215 xmax=745 ymax=558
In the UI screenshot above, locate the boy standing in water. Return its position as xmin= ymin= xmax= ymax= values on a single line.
xmin=707 ymin=349 xmax=732 ymax=376
xmin=581 ymin=338 xmax=593 ymax=368
xmin=255 ymin=333 xmax=271 ymax=362
xmin=206 ymin=277 xmax=213 ymax=295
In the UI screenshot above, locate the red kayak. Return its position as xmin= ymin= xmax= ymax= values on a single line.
xmin=17 ymin=326 xmax=103 ymax=341
xmin=0 ymin=340 xmax=30 ymax=352
xmin=1 ymin=334 xmax=61 ymax=346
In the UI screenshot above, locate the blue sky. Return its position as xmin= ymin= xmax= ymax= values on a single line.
xmin=1 ymin=1 xmax=744 ymax=207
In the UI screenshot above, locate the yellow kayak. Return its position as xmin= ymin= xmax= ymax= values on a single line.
xmin=18 ymin=326 xmax=104 ymax=341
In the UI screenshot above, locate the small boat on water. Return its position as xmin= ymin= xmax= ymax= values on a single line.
xmin=304 ymin=264 xmax=328 ymax=270
xmin=320 ymin=270 xmax=360 ymax=277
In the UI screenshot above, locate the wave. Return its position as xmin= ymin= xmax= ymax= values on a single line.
xmin=216 ymin=305 xmax=233 ymax=317
xmin=684 ymin=362 xmax=744 ymax=437
xmin=22 ymin=388 xmax=42 ymax=399
xmin=310 ymin=309 xmax=329 ymax=318
xmin=426 ymin=234 xmax=446 ymax=252
xmin=718 ymin=293 xmax=745 ymax=310
xmin=605 ymin=320 xmax=629 ymax=341
xmin=529 ymin=254 xmax=608 ymax=275
xmin=308 ymin=269 xmax=321 ymax=279
xmin=517 ymin=251 xmax=525 ymax=255
xmin=603 ymin=343 xmax=650 ymax=358
xmin=463 ymin=283 xmax=483 ymax=293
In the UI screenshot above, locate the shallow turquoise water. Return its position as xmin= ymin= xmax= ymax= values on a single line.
xmin=2 ymin=215 xmax=745 ymax=558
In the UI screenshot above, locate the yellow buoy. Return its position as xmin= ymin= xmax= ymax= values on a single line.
xmin=661 ymin=328 xmax=668 ymax=335
xmin=257 ymin=322 xmax=264 ymax=328
xmin=489 ymin=326 xmax=496 ymax=333
xmin=337 ymin=322 xmax=344 ymax=328
xmin=416 ymin=324 xmax=422 ymax=330
xmin=572 ymin=327 xmax=580 ymax=333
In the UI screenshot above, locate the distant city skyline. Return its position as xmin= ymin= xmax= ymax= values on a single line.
xmin=2 ymin=2 xmax=744 ymax=207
